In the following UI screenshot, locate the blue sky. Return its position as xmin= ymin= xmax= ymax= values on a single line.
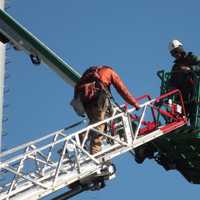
xmin=2 ymin=0 xmax=200 ymax=199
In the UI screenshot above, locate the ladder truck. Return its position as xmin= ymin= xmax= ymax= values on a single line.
xmin=0 ymin=9 xmax=199 ymax=200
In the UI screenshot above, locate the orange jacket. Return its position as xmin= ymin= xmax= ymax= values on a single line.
xmin=77 ymin=65 xmax=139 ymax=108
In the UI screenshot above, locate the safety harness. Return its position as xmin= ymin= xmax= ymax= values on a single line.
xmin=71 ymin=66 xmax=114 ymax=117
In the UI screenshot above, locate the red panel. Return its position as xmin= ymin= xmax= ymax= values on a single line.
xmin=160 ymin=119 xmax=187 ymax=134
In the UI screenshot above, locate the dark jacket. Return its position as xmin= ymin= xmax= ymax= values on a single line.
xmin=169 ymin=52 xmax=200 ymax=92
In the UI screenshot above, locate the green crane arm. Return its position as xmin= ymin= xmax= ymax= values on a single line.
xmin=0 ymin=9 xmax=81 ymax=87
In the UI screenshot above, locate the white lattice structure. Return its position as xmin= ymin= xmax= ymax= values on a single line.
xmin=0 ymin=90 xmax=187 ymax=200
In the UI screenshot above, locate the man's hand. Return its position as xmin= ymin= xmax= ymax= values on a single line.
xmin=135 ymin=103 xmax=141 ymax=110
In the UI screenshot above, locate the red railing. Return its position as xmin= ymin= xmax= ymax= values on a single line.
xmin=131 ymin=89 xmax=187 ymax=136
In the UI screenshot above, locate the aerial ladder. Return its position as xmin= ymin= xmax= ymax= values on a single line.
xmin=0 ymin=8 xmax=197 ymax=200
xmin=0 ymin=89 xmax=187 ymax=200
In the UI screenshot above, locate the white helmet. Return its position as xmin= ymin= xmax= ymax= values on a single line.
xmin=168 ymin=39 xmax=183 ymax=52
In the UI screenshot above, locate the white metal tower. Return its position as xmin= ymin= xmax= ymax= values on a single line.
xmin=0 ymin=0 xmax=5 ymax=161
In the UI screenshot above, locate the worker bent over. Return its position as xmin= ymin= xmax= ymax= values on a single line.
xmin=73 ymin=65 xmax=140 ymax=155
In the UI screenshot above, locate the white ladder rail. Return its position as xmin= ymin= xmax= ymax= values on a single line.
xmin=0 ymin=91 xmax=187 ymax=200
xmin=0 ymin=102 xmax=147 ymax=199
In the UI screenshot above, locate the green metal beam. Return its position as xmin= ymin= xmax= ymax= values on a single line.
xmin=0 ymin=9 xmax=81 ymax=87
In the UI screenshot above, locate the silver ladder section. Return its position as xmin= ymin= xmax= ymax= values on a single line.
xmin=0 ymin=90 xmax=187 ymax=200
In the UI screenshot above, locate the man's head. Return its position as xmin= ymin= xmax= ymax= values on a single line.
xmin=169 ymin=39 xmax=186 ymax=59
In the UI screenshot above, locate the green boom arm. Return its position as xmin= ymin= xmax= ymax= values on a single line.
xmin=0 ymin=9 xmax=81 ymax=87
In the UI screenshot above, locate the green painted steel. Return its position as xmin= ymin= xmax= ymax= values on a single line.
xmin=153 ymin=70 xmax=200 ymax=184
xmin=157 ymin=70 xmax=200 ymax=130
xmin=0 ymin=9 xmax=81 ymax=87
xmin=153 ymin=126 xmax=200 ymax=183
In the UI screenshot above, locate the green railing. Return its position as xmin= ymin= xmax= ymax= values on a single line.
xmin=157 ymin=70 xmax=200 ymax=129
xmin=154 ymin=70 xmax=200 ymax=184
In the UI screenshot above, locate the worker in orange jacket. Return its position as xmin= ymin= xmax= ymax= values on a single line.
xmin=73 ymin=65 xmax=140 ymax=155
